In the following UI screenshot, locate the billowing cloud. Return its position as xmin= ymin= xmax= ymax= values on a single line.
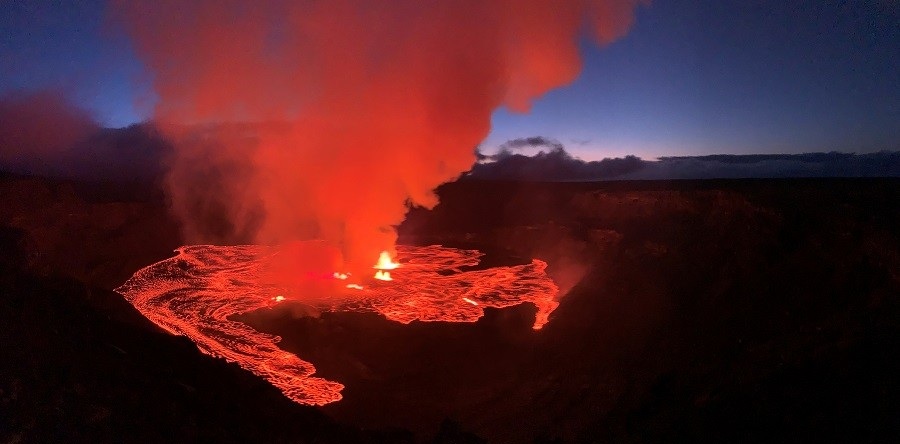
xmin=112 ymin=0 xmax=645 ymax=272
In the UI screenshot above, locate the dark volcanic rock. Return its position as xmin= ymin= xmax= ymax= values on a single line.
xmin=2 ymin=175 xmax=899 ymax=443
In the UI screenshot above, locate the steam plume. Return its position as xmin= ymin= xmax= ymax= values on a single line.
xmin=113 ymin=0 xmax=643 ymax=272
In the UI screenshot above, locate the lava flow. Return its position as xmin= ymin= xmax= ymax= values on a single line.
xmin=115 ymin=244 xmax=559 ymax=405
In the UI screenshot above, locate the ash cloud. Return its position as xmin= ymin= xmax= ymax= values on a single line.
xmin=112 ymin=0 xmax=645 ymax=272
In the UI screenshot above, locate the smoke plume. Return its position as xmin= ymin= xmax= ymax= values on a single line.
xmin=114 ymin=0 xmax=643 ymax=272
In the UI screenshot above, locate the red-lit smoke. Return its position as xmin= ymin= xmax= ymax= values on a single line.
xmin=114 ymin=0 xmax=643 ymax=272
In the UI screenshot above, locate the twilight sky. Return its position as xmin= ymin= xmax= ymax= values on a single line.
xmin=1 ymin=0 xmax=898 ymax=160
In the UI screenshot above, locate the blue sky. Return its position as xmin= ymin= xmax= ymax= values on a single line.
xmin=2 ymin=0 xmax=897 ymax=160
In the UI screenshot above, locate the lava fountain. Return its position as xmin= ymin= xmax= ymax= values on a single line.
xmin=115 ymin=243 xmax=559 ymax=405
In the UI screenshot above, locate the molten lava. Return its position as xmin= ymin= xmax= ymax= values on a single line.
xmin=116 ymin=244 xmax=559 ymax=406
xmin=373 ymin=250 xmax=400 ymax=281
xmin=374 ymin=251 xmax=400 ymax=270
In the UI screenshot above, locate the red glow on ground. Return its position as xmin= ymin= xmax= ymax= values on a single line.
xmin=115 ymin=244 xmax=558 ymax=406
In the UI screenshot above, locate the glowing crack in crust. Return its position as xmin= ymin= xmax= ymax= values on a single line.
xmin=115 ymin=244 xmax=559 ymax=406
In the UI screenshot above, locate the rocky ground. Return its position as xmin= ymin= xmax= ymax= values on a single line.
xmin=1 ymin=173 xmax=898 ymax=442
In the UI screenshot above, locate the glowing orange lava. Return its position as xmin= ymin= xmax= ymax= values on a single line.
xmin=373 ymin=250 xmax=399 ymax=281
xmin=115 ymin=244 xmax=559 ymax=405
xmin=374 ymin=250 xmax=400 ymax=270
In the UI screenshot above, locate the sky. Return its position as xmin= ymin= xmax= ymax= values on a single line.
xmin=1 ymin=0 xmax=898 ymax=160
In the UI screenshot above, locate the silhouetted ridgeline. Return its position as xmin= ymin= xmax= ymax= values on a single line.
xmin=640 ymin=151 xmax=900 ymax=179
xmin=470 ymin=138 xmax=900 ymax=181
xmin=3 ymin=123 xmax=898 ymax=182
xmin=0 ymin=122 xmax=170 ymax=181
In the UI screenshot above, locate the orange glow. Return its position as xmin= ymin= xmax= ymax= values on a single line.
xmin=374 ymin=250 xmax=400 ymax=270
xmin=116 ymin=243 xmax=559 ymax=406
xmin=373 ymin=250 xmax=399 ymax=280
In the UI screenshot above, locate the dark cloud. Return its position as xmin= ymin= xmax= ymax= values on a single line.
xmin=471 ymin=142 xmax=646 ymax=180
xmin=498 ymin=136 xmax=565 ymax=153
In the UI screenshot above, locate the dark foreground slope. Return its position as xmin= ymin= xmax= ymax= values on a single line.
xmin=397 ymin=179 xmax=900 ymax=442
xmin=1 ymin=174 xmax=899 ymax=443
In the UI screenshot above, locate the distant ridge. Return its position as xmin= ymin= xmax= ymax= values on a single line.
xmin=470 ymin=139 xmax=899 ymax=181
xmin=3 ymin=125 xmax=898 ymax=182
